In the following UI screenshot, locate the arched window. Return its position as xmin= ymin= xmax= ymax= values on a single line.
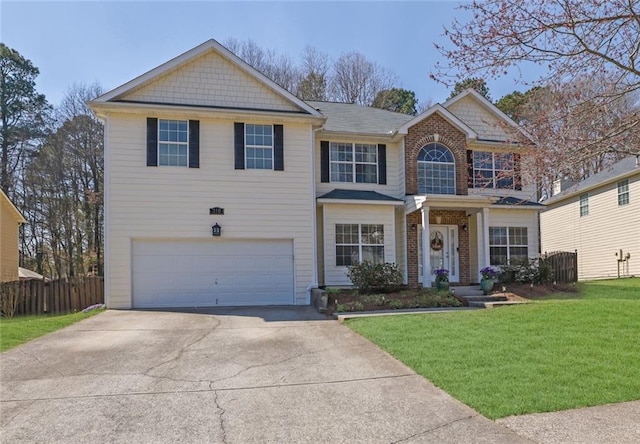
xmin=417 ymin=143 xmax=456 ymax=194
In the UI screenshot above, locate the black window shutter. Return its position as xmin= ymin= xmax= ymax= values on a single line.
xmin=514 ymin=153 xmax=522 ymax=190
xmin=146 ymin=118 xmax=158 ymax=167
xmin=188 ymin=120 xmax=200 ymax=168
xmin=377 ymin=144 xmax=387 ymax=185
xmin=320 ymin=141 xmax=330 ymax=183
xmin=274 ymin=124 xmax=284 ymax=171
xmin=234 ymin=122 xmax=245 ymax=170
xmin=466 ymin=150 xmax=474 ymax=188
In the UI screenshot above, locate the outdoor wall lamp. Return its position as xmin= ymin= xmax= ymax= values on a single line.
xmin=462 ymin=223 xmax=468 ymax=232
xmin=212 ymin=223 xmax=222 ymax=237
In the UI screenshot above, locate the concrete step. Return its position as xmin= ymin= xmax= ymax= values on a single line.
xmin=468 ymin=300 xmax=530 ymax=309
xmin=462 ymin=295 xmax=509 ymax=302
xmin=450 ymin=286 xmax=484 ymax=297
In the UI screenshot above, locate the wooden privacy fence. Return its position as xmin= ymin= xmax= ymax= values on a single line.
xmin=0 ymin=277 xmax=104 ymax=317
xmin=542 ymin=251 xmax=578 ymax=284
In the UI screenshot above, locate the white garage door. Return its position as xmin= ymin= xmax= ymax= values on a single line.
xmin=132 ymin=239 xmax=294 ymax=308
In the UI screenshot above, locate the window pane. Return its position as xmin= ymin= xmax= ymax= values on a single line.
xmin=361 ymin=224 xmax=384 ymax=244
xmin=509 ymin=227 xmax=528 ymax=246
xmin=362 ymin=246 xmax=384 ymax=264
xmin=336 ymin=246 xmax=358 ymax=266
xmin=489 ymin=227 xmax=507 ymax=245
xmin=336 ymin=224 xmax=358 ymax=244
xmin=490 ymin=247 xmax=508 ymax=265
xmin=509 ymin=247 xmax=529 ymax=263
xmin=355 ymin=144 xmax=377 ymax=163
xmin=580 ymin=193 xmax=589 ymax=216
xmin=355 ymin=164 xmax=377 ymax=183
xmin=158 ymin=120 xmax=188 ymax=167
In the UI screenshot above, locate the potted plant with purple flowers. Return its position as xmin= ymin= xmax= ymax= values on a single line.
xmin=480 ymin=266 xmax=499 ymax=294
xmin=434 ymin=268 xmax=449 ymax=291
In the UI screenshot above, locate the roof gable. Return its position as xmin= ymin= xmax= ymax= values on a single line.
xmin=443 ymin=89 xmax=529 ymax=142
xmin=0 ymin=190 xmax=26 ymax=223
xmin=93 ymin=39 xmax=321 ymax=116
xmin=398 ymin=104 xmax=478 ymax=139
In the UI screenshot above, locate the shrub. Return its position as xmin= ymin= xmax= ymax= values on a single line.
xmin=500 ymin=258 xmax=552 ymax=284
xmin=347 ymin=261 xmax=403 ymax=294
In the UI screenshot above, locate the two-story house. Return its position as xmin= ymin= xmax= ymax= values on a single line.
xmin=90 ymin=39 xmax=542 ymax=309
xmin=541 ymin=157 xmax=640 ymax=280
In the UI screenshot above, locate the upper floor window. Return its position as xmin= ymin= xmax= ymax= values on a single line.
xmin=472 ymin=151 xmax=515 ymax=189
xmin=618 ymin=179 xmax=630 ymax=206
xmin=159 ymin=119 xmax=188 ymax=166
xmin=417 ymin=143 xmax=455 ymax=194
xmin=580 ymin=193 xmax=589 ymax=217
xmin=330 ymin=142 xmax=377 ymax=183
xmin=245 ymin=124 xmax=273 ymax=170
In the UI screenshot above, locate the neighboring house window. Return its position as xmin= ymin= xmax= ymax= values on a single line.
xmin=472 ymin=151 xmax=515 ymax=189
xmin=335 ymin=224 xmax=384 ymax=266
xmin=489 ymin=227 xmax=528 ymax=265
xmin=618 ymin=179 xmax=630 ymax=206
xmin=330 ymin=142 xmax=378 ymax=183
xmin=159 ymin=119 xmax=188 ymax=166
xmin=580 ymin=193 xmax=589 ymax=217
xmin=417 ymin=143 xmax=455 ymax=194
xmin=245 ymin=124 xmax=273 ymax=169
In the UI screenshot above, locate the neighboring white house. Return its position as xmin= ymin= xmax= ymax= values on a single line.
xmin=541 ymin=156 xmax=640 ymax=280
xmin=90 ymin=39 xmax=542 ymax=309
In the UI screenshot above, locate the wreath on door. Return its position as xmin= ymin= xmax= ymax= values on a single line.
xmin=430 ymin=231 xmax=444 ymax=251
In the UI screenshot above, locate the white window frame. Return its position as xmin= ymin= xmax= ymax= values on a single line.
xmin=580 ymin=193 xmax=589 ymax=217
xmin=618 ymin=179 xmax=630 ymax=206
xmin=489 ymin=226 xmax=528 ymax=266
xmin=417 ymin=143 xmax=456 ymax=194
xmin=472 ymin=151 xmax=515 ymax=189
xmin=329 ymin=142 xmax=378 ymax=184
xmin=158 ymin=119 xmax=189 ymax=167
xmin=335 ymin=223 xmax=384 ymax=266
xmin=245 ymin=124 xmax=274 ymax=170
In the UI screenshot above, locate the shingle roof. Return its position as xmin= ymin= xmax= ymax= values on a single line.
xmin=318 ymin=189 xmax=403 ymax=202
xmin=494 ymin=197 xmax=544 ymax=207
xmin=543 ymin=156 xmax=640 ymax=204
xmin=307 ymin=101 xmax=412 ymax=136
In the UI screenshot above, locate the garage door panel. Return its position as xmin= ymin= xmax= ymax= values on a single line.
xmin=132 ymin=239 xmax=294 ymax=308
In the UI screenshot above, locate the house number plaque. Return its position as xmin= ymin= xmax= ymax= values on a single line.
xmin=209 ymin=207 xmax=224 ymax=215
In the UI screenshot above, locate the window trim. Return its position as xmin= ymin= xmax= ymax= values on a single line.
xmin=335 ymin=223 xmax=384 ymax=267
xmin=472 ymin=151 xmax=516 ymax=189
xmin=158 ymin=119 xmax=189 ymax=167
xmin=245 ymin=124 xmax=274 ymax=170
xmin=417 ymin=143 xmax=456 ymax=195
xmin=618 ymin=179 xmax=630 ymax=206
xmin=329 ymin=142 xmax=378 ymax=184
xmin=489 ymin=226 xmax=529 ymax=266
xmin=579 ymin=193 xmax=589 ymax=217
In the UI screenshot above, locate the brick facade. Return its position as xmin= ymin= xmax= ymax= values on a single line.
xmin=404 ymin=113 xmax=469 ymax=196
xmin=406 ymin=210 xmax=471 ymax=287
xmin=405 ymin=113 xmax=472 ymax=287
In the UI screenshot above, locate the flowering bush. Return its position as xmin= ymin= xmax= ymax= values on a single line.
xmin=434 ymin=268 xmax=449 ymax=283
xmin=480 ymin=266 xmax=499 ymax=281
xmin=347 ymin=261 xmax=403 ymax=294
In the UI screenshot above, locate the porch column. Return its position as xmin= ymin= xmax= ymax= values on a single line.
xmin=478 ymin=208 xmax=491 ymax=281
xmin=476 ymin=212 xmax=484 ymax=282
xmin=421 ymin=206 xmax=430 ymax=286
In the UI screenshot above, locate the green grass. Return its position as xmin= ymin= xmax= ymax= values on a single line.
xmin=348 ymin=278 xmax=640 ymax=419
xmin=0 ymin=310 xmax=103 ymax=352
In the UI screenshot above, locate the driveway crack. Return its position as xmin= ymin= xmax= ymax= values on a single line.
xmin=391 ymin=414 xmax=478 ymax=443
xmin=212 ymin=388 xmax=228 ymax=444
xmin=18 ymin=349 xmax=65 ymax=378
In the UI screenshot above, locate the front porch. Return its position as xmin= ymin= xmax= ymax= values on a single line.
xmin=406 ymin=195 xmax=495 ymax=288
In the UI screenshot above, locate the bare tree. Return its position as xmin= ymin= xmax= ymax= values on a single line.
xmin=330 ymin=51 xmax=397 ymax=105
xmin=433 ymin=0 xmax=640 ymax=164
xmin=297 ymin=46 xmax=330 ymax=101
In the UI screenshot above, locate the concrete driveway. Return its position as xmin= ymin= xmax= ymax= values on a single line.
xmin=1 ymin=307 xmax=531 ymax=443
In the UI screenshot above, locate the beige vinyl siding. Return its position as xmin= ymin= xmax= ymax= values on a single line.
xmin=488 ymin=208 xmax=540 ymax=262
xmin=121 ymin=51 xmax=299 ymax=112
xmin=0 ymin=198 xmax=21 ymax=282
xmin=105 ymin=114 xmax=314 ymax=308
xmin=315 ymin=138 xmax=404 ymax=199
xmin=541 ymin=174 xmax=640 ymax=280
xmin=446 ymin=95 xmax=512 ymax=141
xmin=322 ymin=204 xmax=397 ymax=286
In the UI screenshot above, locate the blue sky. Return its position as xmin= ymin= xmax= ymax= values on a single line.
xmin=2 ymin=1 xmax=535 ymax=108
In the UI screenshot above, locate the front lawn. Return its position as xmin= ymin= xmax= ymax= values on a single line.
xmin=348 ymin=278 xmax=640 ymax=419
xmin=0 ymin=310 xmax=103 ymax=352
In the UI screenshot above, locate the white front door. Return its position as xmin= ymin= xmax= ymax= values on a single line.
xmin=429 ymin=225 xmax=459 ymax=283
